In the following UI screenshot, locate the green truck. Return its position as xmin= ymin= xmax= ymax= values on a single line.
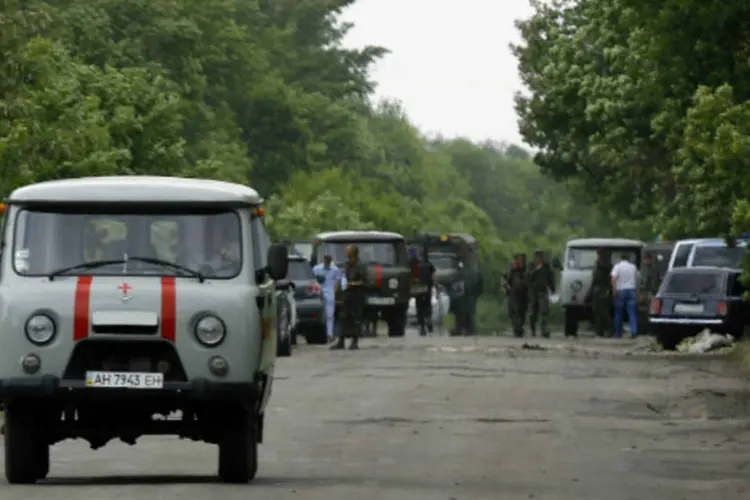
xmin=409 ymin=232 xmax=483 ymax=335
xmin=310 ymin=231 xmax=411 ymax=337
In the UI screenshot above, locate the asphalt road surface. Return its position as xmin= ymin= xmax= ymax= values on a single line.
xmin=2 ymin=331 xmax=750 ymax=499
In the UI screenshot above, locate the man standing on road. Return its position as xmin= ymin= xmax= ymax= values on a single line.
xmin=506 ymin=253 xmax=529 ymax=337
xmin=313 ymin=254 xmax=342 ymax=343
xmin=416 ymin=249 xmax=437 ymax=336
xmin=591 ymin=249 xmax=613 ymax=337
xmin=332 ymin=245 xmax=367 ymax=350
xmin=637 ymin=252 xmax=660 ymax=335
xmin=611 ymin=253 xmax=638 ymax=338
xmin=528 ymin=250 xmax=555 ymax=338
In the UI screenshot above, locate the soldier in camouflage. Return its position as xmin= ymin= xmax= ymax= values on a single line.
xmin=637 ymin=252 xmax=660 ymax=335
xmin=506 ymin=253 xmax=528 ymax=337
xmin=528 ymin=250 xmax=555 ymax=338
xmin=332 ymin=245 xmax=367 ymax=350
xmin=591 ymin=249 xmax=613 ymax=337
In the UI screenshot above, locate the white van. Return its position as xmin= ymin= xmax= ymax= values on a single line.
xmin=686 ymin=238 xmax=746 ymax=268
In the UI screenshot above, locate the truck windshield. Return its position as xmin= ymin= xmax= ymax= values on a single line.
xmin=566 ymin=247 xmax=640 ymax=270
xmin=323 ymin=241 xmax=406 ymax=265
xmin=691 ymin=246 xmax=745 ymax=268
xmin=431 ymin=255 xmax=460 ymax=270
xmin=13 ymin=207 xmax=243 ymax=278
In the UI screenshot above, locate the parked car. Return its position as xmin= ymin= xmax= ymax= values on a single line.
xmin=406 ymin=286 xmax=450 ymax=330
xmin=287 ymin=254 xmax=327 ymax=344
xmin=649 ymin=266 xmax=748 ymax=350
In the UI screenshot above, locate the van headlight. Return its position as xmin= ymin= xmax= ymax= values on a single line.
xmin=25 ymin=314 xmax=56 ymax=345
xmin=195 ymin=316 xmax=226 ymax=346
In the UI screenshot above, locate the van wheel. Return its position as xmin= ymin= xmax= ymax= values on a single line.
xmin=218 ymin=413 xmax=258 ymax=483
xmin=4 ymin=402 xmax=49 ymax=484
xmin=564 ymin=307 xmax=578 ymax=337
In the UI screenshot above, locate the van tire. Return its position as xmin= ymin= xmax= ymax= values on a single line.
xmin=218 ymin=415 xmax=258 ymax=483
xmin=4 ymin=402 xmax=49 ymax=484
xmin=564 ymin=307 xmax=578 ymax=337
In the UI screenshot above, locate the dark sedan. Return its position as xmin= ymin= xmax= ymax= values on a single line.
xmin=288 ymin=255 xmax=327 ymax=345
xmin=649 ymin=267 xmax=748 ymax=349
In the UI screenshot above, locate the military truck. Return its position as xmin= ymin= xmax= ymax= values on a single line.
xmin=409 ymin=233 xmax=483 ymax=335
xmin=559 ymin=238 xmax=644 ymax=337
xmin=310 ymin=231 xmax=411 ymax=337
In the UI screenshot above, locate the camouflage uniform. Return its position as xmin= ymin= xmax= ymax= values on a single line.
xmin=506 ymin=256 xmax=528 ymax=337
xmin=637 ymin=258 xmax=660 ymax=335
xmin=528 ymin=253 xmax=555 ymax=338
xmin=332 ymin=258 xmax=367 ymax=350
xmin=591 ymin=257 xmax=613 ymax=337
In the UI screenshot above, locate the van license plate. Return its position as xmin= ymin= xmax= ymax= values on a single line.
xmin=674 ymin=303 xmax=704 ymax=314
xmin=86 ymin=371 xmax=164 ymax=389
xmin=367 ymin=297 xmax=395 ymax=305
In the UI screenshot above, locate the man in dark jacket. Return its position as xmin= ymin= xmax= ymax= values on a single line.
xmin=506 ymin=253 xmax=529 ymax=337
xmin=332 ymin=245 xmax=367 ymax=350
xmin=591 ymin=249 xmax=613 ymax=337
xmin=528 ymin=250 xmax=555 ymax=338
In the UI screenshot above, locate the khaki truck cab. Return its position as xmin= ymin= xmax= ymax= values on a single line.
xmin=410 ymin=233 xmax=482 ymax=335
xmin=560 ymin=238 xmax=644 ymax=337
xmin=0 ymin=176 xmax=288 ymax=484
xmin=310 ymin=231 xmax=410 ymax=337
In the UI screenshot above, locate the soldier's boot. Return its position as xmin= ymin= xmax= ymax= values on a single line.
xmin=348 ymin=337 xmax=359 ymax=350
xmin=330 ymin=336 xmax=346 ymax=350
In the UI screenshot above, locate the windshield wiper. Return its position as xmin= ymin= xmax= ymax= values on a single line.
xmin=48 ymin=256 xmax=204 ymax=282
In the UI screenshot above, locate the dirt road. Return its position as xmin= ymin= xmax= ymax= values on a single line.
xmin=2 ymin=333 xmax=750 ymax=499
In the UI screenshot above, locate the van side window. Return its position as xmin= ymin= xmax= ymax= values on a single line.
xmin=250 ymin=217 xmax=270 ymax=271
xmin=672 ymin=244 xmax=692 ymax=268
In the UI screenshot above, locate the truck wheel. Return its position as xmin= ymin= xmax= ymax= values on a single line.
xmin=218 ymin=415 xmax=258 ymax=483
xmin=564 ymin=307 xmax=578 ymax=337
xmin=277 ymin=301 xmax=292 ymax=357
xmin=654 ymin=326 xmax=680 ymax=351
xmin=387 ymin=309 xmax=406 ymax=337
xmin=4 ymin=402 xmax=49 ymax=484
xmin=305 ymin=325 xmax=328 ymax=345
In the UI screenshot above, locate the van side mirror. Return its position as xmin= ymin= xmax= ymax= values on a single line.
xmin=551 ymin=257 xmax=562 ymax=269
xmin=266 ymin=243 xmax=289 ymax=281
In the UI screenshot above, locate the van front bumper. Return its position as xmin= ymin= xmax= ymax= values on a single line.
xmin=0 ymin=374 xmax=259 ymax=403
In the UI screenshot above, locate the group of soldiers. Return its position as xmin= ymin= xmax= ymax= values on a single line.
xmin=590 ymin=250 xmax=661 ymax=336
xmin=505 ymin=251 xmax=557 ymax=338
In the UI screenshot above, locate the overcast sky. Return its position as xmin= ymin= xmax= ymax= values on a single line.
xmin=341 ymin=0 xmax=533 ymax=146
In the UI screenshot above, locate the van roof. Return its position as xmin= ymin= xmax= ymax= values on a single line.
xmin=8 ymin=176 xmax=262 ymax=205
xmin=315 ymin=231 xmax=405 ymax=241
xmin=566 ymin=238 xmax=644 ymax=247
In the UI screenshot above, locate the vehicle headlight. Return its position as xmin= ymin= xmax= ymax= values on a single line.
xmin=388 ymin=278 xmax=398 ymax=289
xmin=25 ymin=314 xmax=56 ymax=345
xmin=570 ymin=280 xmax=583 ymax=292
xmin=195 ymin=316 xmax=226 ymax=346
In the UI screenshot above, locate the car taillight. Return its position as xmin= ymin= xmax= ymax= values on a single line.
xmin=307 ymin=283 xmax=321 ymax=295
xmin=649 ymin=299 xmax=661 ymax=315
xmin=717 ymin=300 xmax=728 ymax=316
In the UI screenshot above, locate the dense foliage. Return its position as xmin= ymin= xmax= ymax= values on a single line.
xmin=0 ymin=0 xmax=619 ymax=331
xmin=513 ymin=0 xmax=750 ymax=244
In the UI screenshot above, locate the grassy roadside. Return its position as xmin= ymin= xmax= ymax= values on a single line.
xmin=730 ymin=341 xmax=750 ymax=372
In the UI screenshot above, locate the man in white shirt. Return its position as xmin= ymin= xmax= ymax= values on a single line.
xmin=610 ymin=253 xmax=638 ymax=338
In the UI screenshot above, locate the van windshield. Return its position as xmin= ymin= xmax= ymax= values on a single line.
xmin=566 ymin=247 xmax=640 ymax=270
xmin=323 ymin=240 xmax=406 ymax=266
xmin=13 ymin=207 xmax=243 ymax=278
